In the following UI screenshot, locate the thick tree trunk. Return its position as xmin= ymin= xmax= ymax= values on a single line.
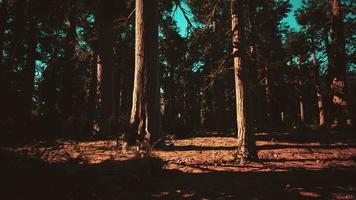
xmin=312 ymin=50 xmax=326 ymax=127
xmin=127 ymin=0 xmax=162 ymax=147
xmin=330 ymin=0 xmax=352 ymax=127
xmin=97 ymin=1 xmax=115 ymax=122
xmin=231 ymin=0 xmax=257 ymax=162
xmin=297 ymin=54 xmax=305 ymax=123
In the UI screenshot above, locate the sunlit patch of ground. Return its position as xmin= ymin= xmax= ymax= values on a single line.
xmin=6 ymin=140 xmax=137 ymax=164
xmin=154 ymin=134 xmax=356 ymax=173
xmin=5 ymin=132 xmax=356 ymax=171
xmin=2 ymin=131 xmax=356 ymax=199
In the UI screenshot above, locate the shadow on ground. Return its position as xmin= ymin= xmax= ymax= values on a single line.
xmin=1 ymin=149 xmax=356 ymax=200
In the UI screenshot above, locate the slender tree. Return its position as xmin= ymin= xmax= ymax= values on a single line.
xmin=312 ymin=49 xmax=326 ymax=127
xmin=96 ymin=0 xmax=115 ymax=126
xmin=231 ymin=0 xmax=257 ymax=162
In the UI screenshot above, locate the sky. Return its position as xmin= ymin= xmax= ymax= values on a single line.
xmin=284 ymin=0 xmax=302 ymax=31
xmin=173 ymin=0 xmax=303 ymax=37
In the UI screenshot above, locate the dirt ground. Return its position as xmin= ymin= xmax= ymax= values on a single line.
xmin=1 ymin=130 xmax=356 ymax=200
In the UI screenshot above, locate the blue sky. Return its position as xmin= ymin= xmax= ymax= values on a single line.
xmin=284 ymin=0 xmax=302 ymax=31
xmin=173 ymin=0 xmax=303 ymax=37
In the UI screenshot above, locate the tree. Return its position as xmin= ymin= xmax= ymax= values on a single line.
xmin=286 ymin=32 xmax=309 ymax=124
xmin=96 ymin=0 xmax=115 ymax=127
xmin=126 ymin=0 xmax=162 ymax=147
xmin=61 ymin=2 xmax=77 ymax=121
xmin=231 ymin=0 xmax=257 ymax=162
xmin=296 ymin=1 xmax=329 ymax=127
xmin=330 ymin=0 xmax=352 ymax=127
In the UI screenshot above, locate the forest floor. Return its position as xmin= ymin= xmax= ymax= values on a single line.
xmin=1 ymin=130 xmax=356 ymax=200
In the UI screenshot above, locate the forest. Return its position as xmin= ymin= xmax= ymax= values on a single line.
xmin=0 ymin=0 xmax=356 ymax=199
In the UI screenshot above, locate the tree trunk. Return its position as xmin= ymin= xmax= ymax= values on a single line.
xmin=263 ymin=61 xmax=271 ymax=127
xmin=297 ymin=54 xmax=305 ymax=123
xmin=127 ymin=0 xmax=162 ymax=147
xmin=97 ymin=0 xmax=115 ymax=123
xmin=88 ymin=51 xmax=104 ymax=135
xmin=231 ymin=0 xmax=257 ymax=162
xmin=312 ymin=50 xmax=326 ymax=127
xmin=330 ymin=0 xmax=352 ymax=127
xmin=248 ymin=0 xmax=260 ymax=129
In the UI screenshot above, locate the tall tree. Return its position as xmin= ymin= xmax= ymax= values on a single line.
xmin=330 ymin=0 xmax=352 ymax=127
xmin=231 ymin=0 xmax=257 ymax=162
xmin=96 ymin=0 xmax=115 ymax=127
xmin=62 ymin=2 xmax=77 ymax=120
xmin=127 ymin=0 xmax=162 ymax=147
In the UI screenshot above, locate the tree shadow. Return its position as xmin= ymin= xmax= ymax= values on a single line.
xmin=176 ymin=130 xmax=236 ymax=139
xmin=258 ymin=144 xmax=356 ymax=150
xmin=256 ymin=130 xmax=356 ymax=144
xmin=259 ymin=156 xmax=356 ymax=163
xmin=161 ymin=145 xmax=237 ymax=151
xmin=1 ymin=150 xmax=356 ymax=200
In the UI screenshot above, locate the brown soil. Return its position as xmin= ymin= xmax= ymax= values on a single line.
xmin=1 ymin=130 xmax=356 ymax=199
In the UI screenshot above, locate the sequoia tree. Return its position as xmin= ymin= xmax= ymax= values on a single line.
xmin=127 ymin=0 xmax=162 ymax=147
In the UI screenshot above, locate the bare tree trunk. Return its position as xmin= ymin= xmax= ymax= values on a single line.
xmin=330 ymin=0 xmax=352 ymax=127
xmin=297 ymin=54 xmax=305 ymax=123
xmin=312 ymin=50 xmax=326 ymax=127
xmin=231 ymin=0 xmax=257 ymax=162
xmin=127 ymin=0 xmax=162 ymax=147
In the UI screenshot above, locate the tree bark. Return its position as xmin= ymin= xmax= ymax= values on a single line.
xmin=330 ymin=0 xmax=352 ymax=126
xmin=127 ymin=0 xmax=162 ymax=147
xmin=231 ymin=0 xmax=257 ymax=162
